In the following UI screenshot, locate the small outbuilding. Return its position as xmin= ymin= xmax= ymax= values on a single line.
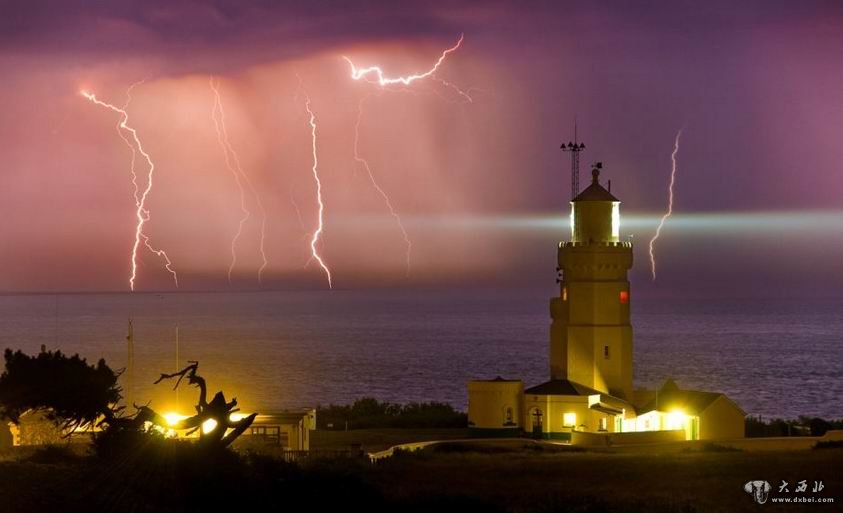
xmin=467 ymin=378 xmax=523 ymax=436
xmin=632 ymin=379 xmax=745 ymax=440
xmin=238 ymin=408 xmax=316 ymax=451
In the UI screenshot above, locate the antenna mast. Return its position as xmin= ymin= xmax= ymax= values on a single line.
xmin=175 ymin=326 xmax=180 ymax=409
xmin=126 ymin=319 xmax=134 ymax=409
xmin=561 ymin=119 xmax=585 ymax=199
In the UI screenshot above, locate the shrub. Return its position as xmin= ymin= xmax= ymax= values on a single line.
xmin=317 ymin=397 xmax=467 ymax=429
xmin=745 ymin=416 xmax=843 ymax=438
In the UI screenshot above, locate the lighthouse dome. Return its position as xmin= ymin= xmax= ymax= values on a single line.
xmin=573 ymin=166 xmax=619 ymax=202
xmin=570 ymin=165 xmax=620 ymax=244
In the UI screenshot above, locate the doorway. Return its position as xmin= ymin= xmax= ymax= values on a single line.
xmin=530 ymin=408 xmax=543 ymax=438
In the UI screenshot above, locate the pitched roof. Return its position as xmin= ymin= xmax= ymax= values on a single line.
xmin=639 ymin=389 xmax=723 ymax=415
xmin=524 ymin=379 xmax=603 ymax=396
xmin=572 ymin=181 xmax=619 ymax=202
xmin=472 ymin=376 xmax=522 ymax=383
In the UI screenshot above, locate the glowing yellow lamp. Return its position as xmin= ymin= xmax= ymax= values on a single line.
xmin=163 ymin=412 xmax=188 ymax=427
xmin=666 ymin=410 xmax=686 ymax=430
xmin=202 ymin=418 xmax=218 ymax=434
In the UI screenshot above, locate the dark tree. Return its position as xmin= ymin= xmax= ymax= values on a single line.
xmin=123 ymin=361 xmax=257 ymax=447
xmin=0 ymin=348 xmax=121 ymax=433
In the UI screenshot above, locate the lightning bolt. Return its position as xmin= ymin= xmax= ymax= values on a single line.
xmin=649 ymin=129 xmax=683 ymax=280
xmin=301 ymin=88 xmax=332 ymax=288
xmin=343 ymin=34 xmax=472 ymax=102
xmin=341 ymin=35 xmax=470 ymax=275
xmin=81 ymin=87 xmax=178 ymax=291
xmin=289 ymin=190 xmax=306 ymax=231
xmin=209 ymin=77 xmax=269 ymax=283
xmin=354 ymin=96 xmax=411 ymax=275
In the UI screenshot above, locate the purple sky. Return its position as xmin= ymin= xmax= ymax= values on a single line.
xmin=0 ymin=0 xmax=841 ymax=295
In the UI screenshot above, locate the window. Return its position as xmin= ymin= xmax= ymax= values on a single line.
xmin=604 ymin=345 xmax=610 ymax=359
xmin=504 ymin=407 xmax=514 ymax=426
xmin=563 ymin=412 xmax=576 ymax=427
xmin=599 ymin=418 xmax=608 ymax=431
xmin=619 ymin=290 xmax=629 ymax=304
xmin=562 ymin=287 xmax=568 ymax=301
xmin=250 ymin=425 xmax=287 ymax=446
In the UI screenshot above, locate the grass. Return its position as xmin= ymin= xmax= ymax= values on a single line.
xmin=0 ymin=438 xmax=839 ymax=512
xmin=682 ymin=442 xmax=742 ymax=453
xmin=369 ymin=443 xmax=842 ymax=512
xmin=813 ymin=440 xmax=843 ymax=449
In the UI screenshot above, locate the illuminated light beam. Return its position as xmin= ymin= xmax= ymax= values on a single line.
xmin=81 ymin=89 xmax=178 ymax=290
xmin=342 ymin=34 xmax=471 ymax=101
xmin=209 ymin=77 xmax=269 ymax=283
xmin=302 ymin=93 xmax=333 ymax=288
xmin=649 ymin=129 xmax=683 ymax=281
xmin=354 ymin=96 xmax=412 ymax=275
xmin=396 ymin=211 xmax=843 ymax=232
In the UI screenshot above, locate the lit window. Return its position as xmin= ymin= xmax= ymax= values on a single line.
xmin=563 ymin=412 xmax=576 ymax=427
xmin=611 ymin=202 xmax=620 ymax=239
xmin=562 ymin=287 xmax=568 ymax=301
xmin=604 ymin=345 xmax=610 ymax=359
xmin=599 ymin=418 xmax=608 ymax=431
xmin=619 ymin=291 xmax=629 ymax=304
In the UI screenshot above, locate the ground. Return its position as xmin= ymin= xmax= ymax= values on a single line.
xmin=1 ymin=435 xmax=840 ymax=512
xmin=366 ymin=440 xmax=842 ymax=512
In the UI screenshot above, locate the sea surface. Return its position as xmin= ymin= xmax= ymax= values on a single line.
xmin=0 ymin=290 xmax=840 ymax=420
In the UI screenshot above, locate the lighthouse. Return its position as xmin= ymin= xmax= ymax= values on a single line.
xmin=466 ymin=148 xmax=745 ymax=442
xmin=550 ymin=162 xmax=633 ymax=400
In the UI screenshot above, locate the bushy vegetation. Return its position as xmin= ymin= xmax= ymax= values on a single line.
xmin=0 ymin=348 xmax=121 ymax=432
xmin=317 ymin=397 xmax=467 ymax=429
xmin=745 ymin=415 xmax=843 ymax=437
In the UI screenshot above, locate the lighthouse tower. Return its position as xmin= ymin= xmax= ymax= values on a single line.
xmin=550 ymin=163 xmax=633 ymax=400
xmin=467 ymin=154 xmax=745 ymax=440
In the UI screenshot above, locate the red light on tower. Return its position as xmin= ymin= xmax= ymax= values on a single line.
xmin=619 ymin=291 xmax=629 ymax=304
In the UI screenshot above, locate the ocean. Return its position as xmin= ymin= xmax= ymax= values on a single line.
xmin=0 ymin=289 xmax=839 ymax=420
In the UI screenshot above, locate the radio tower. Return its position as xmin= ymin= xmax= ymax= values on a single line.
xmin=561 ymin=119 xmax=586 ymax=199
